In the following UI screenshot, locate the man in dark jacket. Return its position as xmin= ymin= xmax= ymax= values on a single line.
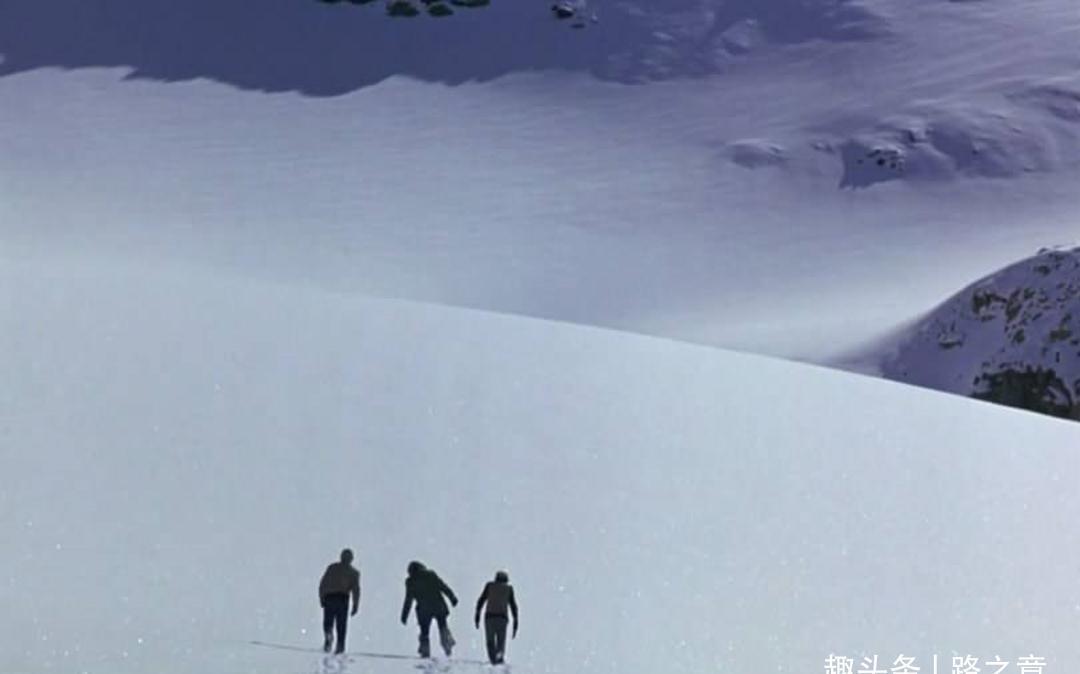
xmin=319 ymin=549 xmax=361 ymax=654
xmin=474 ymin=571 xmax=519 ymax=665
xmin=400 ymin=561 xmax=458 ymax=658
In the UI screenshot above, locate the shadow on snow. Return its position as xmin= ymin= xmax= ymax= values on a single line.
xmin=0 ymin=0 xmax=888 ymax=96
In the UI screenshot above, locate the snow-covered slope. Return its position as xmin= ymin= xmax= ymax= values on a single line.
xmin=5 ymin=5 xmax=1080 ymax=672
xmin=3 ymin=254 xmax=1080 ymax=674
xmin=867 ymin=247 xmax=1080 ymax=418
xmin=3 ymin=0 xmax=1080 ymax=362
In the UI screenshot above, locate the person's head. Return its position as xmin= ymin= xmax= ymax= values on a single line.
xmin=407 ymin=560 xmax=426 ymax=578
xmin=340 ymin=548 xmax=354 ymax=564
xmin=494 ymin=570 xmax=509 ymax=583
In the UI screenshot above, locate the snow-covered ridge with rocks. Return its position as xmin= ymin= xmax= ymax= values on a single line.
xmin=827 ymin=74 xmax=1080 ymax=189
xmin=878 ymin=247 xmax=1080 ymax=418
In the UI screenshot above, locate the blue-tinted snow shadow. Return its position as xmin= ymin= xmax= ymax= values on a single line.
xmin=0 ymin=0 xmax=888 ymax=96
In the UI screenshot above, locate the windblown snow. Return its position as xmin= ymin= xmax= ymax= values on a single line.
xmin=2 ymin=256 xmax=1080 ymax=674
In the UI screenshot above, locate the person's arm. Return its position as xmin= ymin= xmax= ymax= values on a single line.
xmin=401 ymin=583 xmax=414 ymax=625
xmin=318 ymin=568 xmax=330 ymax=607
xmin=474 ymin=584 xmax=490 ymax=628
xmin=351 ymin=570 xmax=361 ymax=616
xmin=509 ymin=587 xmax=519 ymax=638
xmin=439 ymin=576 xmax=458 ymax=608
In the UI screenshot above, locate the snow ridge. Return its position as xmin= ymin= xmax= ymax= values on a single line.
xmin=882 ymin=246 xmax=1080 ymax=419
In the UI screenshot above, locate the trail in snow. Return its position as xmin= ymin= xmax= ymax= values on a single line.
xmin=250 ymin=640 xmax=490 ymax=666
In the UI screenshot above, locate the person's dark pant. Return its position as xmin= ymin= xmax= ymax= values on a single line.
xmin=417 ymin=612 xmax=453 ymax=657
xmin=322 ymin=594 xmax=349 ymax=654
xmin=484 ymin=615 xmax=509 ymax=664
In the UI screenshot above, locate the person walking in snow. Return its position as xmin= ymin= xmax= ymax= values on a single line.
xmin=400 ymin=561 xmax=458 ymax=658
xmin=474 ymin=571 xmax=519 ymax=665
xmin=319 ymin=548 xmax=361 ymax=654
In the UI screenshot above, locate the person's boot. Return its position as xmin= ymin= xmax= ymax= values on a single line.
xmin=440 ymin=628 xmax=455 ymax=657
xmin=323 ymin=633 xmax=332 ymax=653
xmin=418 ymin=635 xmax=431 ymax=658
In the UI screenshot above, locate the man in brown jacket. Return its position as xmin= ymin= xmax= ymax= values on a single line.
xmin=319 ymin=549 xmax=361 ymax=654
xmin=474 ymin=570 xmax=519 ymax=665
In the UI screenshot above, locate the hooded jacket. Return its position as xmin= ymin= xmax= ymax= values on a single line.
xmin=401 ymin=566 xmax=458 ymax=619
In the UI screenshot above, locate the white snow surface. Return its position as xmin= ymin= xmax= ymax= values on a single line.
xmin=2 ymin=256 xmax=1080 ymax=674
xmin=2 ymin=0 xmax=1080 ymax=361
xmin=5 ymin=3 xmax=1080 ymax=670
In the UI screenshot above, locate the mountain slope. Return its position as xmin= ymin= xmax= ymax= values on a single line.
xmin=2 ymin=0 xmax=1080 ymax=362
xmin=875 ymin=246 xmax=1080 ymax=418
xmin=2 ymin=254 xmax=1079 ymax=674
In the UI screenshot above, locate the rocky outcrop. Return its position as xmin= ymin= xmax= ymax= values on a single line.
xmin=882 ymin=247 xmax=1080 ymax=420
